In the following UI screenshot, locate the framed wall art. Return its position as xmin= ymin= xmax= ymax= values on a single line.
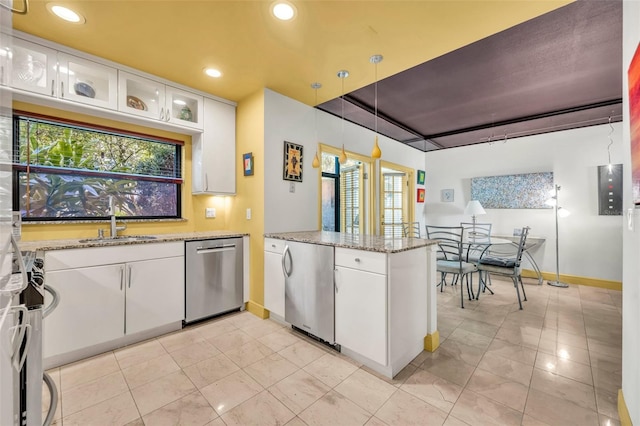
xmin=629 ymin=42 xmax=640 ymax=205
xmin=243 ymin=152 xmax=254 ymax=176
xmin=283 ymin=141 xmax=303 ymax=182
xmin=417 ymin=170 xmax=425 ymax=185
xmin=417 ymin=188 xmax=425 ymax=203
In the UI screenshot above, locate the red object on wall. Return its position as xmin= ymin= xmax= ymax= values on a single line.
xmin=417 ymin=188 xmax=425 ymax=203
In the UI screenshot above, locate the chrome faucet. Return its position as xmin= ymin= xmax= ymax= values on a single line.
xmin=108 ymin=196 xmax=126 ymax=238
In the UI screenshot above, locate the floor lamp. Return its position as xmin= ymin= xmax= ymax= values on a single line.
xmin=547 ymin=184 xmax=570 ymax=288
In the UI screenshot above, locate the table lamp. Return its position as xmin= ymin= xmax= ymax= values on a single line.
xmin=464 ymin=200 xmax=486 ymax=233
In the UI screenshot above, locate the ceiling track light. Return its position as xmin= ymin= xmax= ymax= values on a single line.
xmin=370 ymin=54 xmax=383 ymax=159
xmin=311 ymin=82 xmax=322 ymax=169
xmin=337 ymin=70 xmax=349 ymax=165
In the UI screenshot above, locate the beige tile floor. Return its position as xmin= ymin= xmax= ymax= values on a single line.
xmin=43 ymin=276 xmax=623 ymax=426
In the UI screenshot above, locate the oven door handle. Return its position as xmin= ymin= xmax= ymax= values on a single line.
xmin=10 ymin=235 xmax=29 ymax=293
xmin=196 ymin=245 xmax=236 ymax=254
xmin=43 ymin=285 xmax=60 ymax=318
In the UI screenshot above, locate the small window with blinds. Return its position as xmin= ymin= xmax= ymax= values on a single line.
xmin=383 ymin=172 xmax=406 ymax=238
xmin=340 ymin=163 xmax=361 ymax=235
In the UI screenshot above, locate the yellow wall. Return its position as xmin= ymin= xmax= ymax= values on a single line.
xmin=15 ymin=91 xmax=269 ymax=317
xmin=226 ymin=89 xmax=266 ymax=315
xmin=13 ymin=101 xmax=233 ymax=240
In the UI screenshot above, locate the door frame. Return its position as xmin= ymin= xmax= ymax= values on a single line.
xmin=317 ymin=143 xmax=373 ymax=235
xmin=379 ymin=160 xmax=415 ymax=237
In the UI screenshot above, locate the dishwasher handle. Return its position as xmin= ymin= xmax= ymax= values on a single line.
xmin=282 ymin=245 xmax=292 ymax=277
xmin=196 ymin=245 xmax=236 ymax=254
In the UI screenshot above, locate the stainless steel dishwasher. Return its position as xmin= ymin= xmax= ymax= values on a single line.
xmin=185 ymin=238 xmax=243 ymax=324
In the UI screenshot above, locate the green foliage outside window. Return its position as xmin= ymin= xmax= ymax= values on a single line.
xmin=13 ymin=115 xmax=181 ymax=219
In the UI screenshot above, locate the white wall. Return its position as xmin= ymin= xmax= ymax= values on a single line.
xmin=622 ymin=1 xmax=640 ymax=423
xmin=263 ymin=88 xmax=425 ymax=233
xmin=424 ymin=123 xmax=623 ymax=282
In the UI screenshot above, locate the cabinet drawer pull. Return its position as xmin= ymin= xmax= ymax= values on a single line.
xmin=354 ymin=258 xmax=361 ymax=263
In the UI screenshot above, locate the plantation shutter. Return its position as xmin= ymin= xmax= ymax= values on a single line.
xmin=340 ymin=164 xmax=361 ymax=235
xmin=382 ymin=172 xmax=405 ymax=238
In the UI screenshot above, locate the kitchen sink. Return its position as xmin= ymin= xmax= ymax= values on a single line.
xmin=78 ymin=235 xmax=157 ymax=243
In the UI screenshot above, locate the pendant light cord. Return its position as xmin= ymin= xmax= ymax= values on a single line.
xmin=607 ymin=115 xmax=614 ymax=166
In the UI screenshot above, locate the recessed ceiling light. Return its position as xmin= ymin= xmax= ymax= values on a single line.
xmin=46 ymin=4 xmax=86 ymax=24
xmin=204 ymin=68 xmax=222 ymax=78
xmin=271 ymin=1 xmax=296 ymax=21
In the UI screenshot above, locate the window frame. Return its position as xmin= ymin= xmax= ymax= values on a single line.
xmin=12 ymin=111 xmax=183 ymax=221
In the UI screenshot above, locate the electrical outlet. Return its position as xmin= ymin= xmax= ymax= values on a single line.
xmin=289 ymin=182 xmax=295 ymax=193
xmin=205 ymin=208 xmax=216 ymax=218
xmin=246 ymin=208 xmax=252 ymax=220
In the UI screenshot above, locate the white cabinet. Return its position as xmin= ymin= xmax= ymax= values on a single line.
xmin=44 ymin=264 xmax=125 ymax=359
xmin=264 ymin=238 xmax=286 ymax=318
xmin=192 ymin=97 xmax=236 ymax=194
xmin=126 ymin=256 xmax=184 ymax=335
xmin=118 ymin=71 xmax=204 ymax=129
xmin=9 ymin=37 xmax=118 ymax=109
xmin=335 ymin=248 xmax=388 ymax=366
xmin=43 ymin=242 xmax=184 ymax=363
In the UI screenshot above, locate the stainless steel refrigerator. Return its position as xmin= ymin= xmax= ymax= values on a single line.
xmin=283 ymin=241 xmax=335 ymax=344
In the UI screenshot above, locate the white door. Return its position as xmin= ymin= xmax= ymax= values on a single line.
xmin=125 ymin=256 xmax=184 ymax=335
xmin=335 ymin=266 xmax=387 ymax=365
xmin=44 ymin=264 xmax=125 ymax=358
xmin=264 ymin=249 xmax=285 ymax=318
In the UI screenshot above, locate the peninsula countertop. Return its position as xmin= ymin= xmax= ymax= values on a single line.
xmin=19 ymin=231 xmax=248 ymax=252
xmin=264 ymin=230 xmax=437 ymax=254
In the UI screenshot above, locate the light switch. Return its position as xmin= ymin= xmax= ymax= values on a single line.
xmin=289 ymin=182 xmax=295 ymax=193
xmin=246 ymin=208 xmax=252 ymax=220
xmin=205 ymin=208 xmax=216 ymax=218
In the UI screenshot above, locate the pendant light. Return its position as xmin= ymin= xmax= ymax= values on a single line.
xmin=311 ymin=82 xmax=322 ymax=169
xmin=370 ymin=54 xmax=383 ymax=159
xmin=337 ymin=70 xmax=349 ymax=165
xmin=607 ymin=115 xmax=614 ymax=174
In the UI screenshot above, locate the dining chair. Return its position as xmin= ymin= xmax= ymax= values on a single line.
xmin=402 ymin=222 xmax=421 ymax=238
xmin=425 ymin=225 xmax=477 ymax=308
xmin=461 ymin=222 xmax=493 ymax=290
xmin=477 ymin=226 xmax=530 ymax=310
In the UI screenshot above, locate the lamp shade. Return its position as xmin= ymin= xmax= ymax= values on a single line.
xmin=464 ymin=200 xmax=486 ymax=216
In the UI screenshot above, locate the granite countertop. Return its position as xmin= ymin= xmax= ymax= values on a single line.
xmin=19 ymin=231 xmax=248 ymax=252
xmin=264 ymin=231 xmax=437 ymax=253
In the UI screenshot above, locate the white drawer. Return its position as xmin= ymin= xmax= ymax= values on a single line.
xmin=264 ymin=238 xmax=286 ymax=254
xmin=45 ymin=242 xmax=183 ymax=271
xmin=335 ymin=247 xmax=386 ymax=275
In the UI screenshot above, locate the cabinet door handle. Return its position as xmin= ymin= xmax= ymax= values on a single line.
xmin=120 ymin=266 xmax=124 ymax=290
xmin=205 ymin=173 xmax=209 ymax=191
xmin=128 ymin=265 xmax=132 ymax=288
xmin=334 ymin=268 xmax=339 ymax=293
xmin=1 ymin=65 xmax=4 ymax=85
xmin=159 ymin=107 xmax=164 ymax=121
xmin=51 ymin=79 xmax=55 ymax=96
xmin=354 ymin=258 xmax=361 ymax=263
xmin=60 ymin=81 xmax=64 ymax=98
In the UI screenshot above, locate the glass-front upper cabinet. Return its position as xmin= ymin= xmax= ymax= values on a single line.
xmin=57 ymin=53 xmax=118 ymax=109
xmin=10 ymin=37 xmax=56 ymax=96
xmin=165 ymin=86 xmax=203 ymax=130
xmin=9 ymin=38 xmax=118 ymax=110
xmin=119 ymin=71 xmax=204 ymax=130
xmin=118 ymin=71 xmax=165 ymax=121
